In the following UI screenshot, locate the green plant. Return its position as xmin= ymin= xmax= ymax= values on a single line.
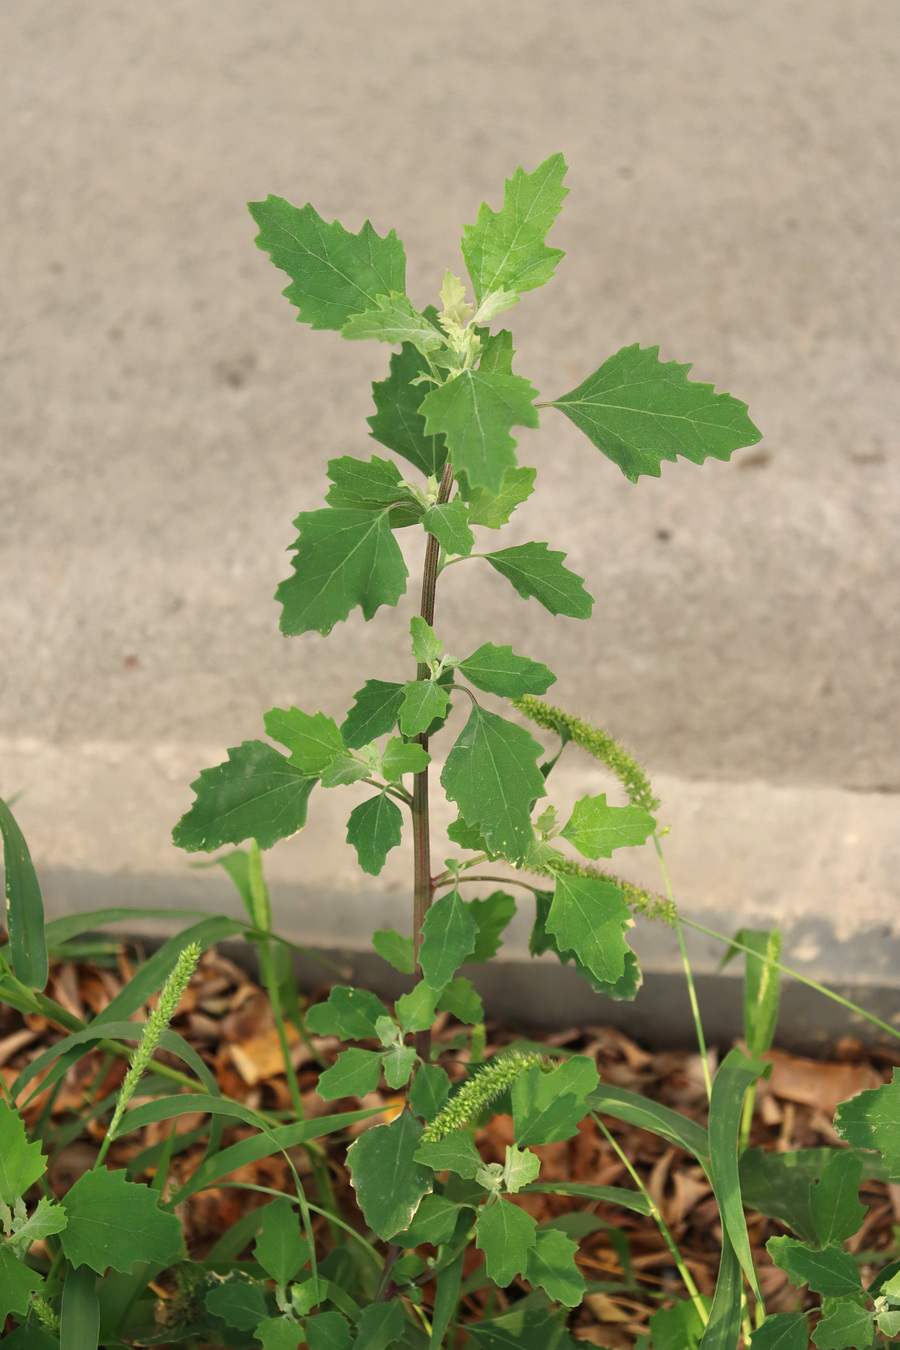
xmin=3 ymin=154 xmax=899 ymax=1349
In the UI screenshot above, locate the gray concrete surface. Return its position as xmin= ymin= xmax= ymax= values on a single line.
xmin=2 ymin=3 xmax=899 ymax=1025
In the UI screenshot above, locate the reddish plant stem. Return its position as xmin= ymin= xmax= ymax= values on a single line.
xmin=413 ymin=458 xmax=455 ymax=1060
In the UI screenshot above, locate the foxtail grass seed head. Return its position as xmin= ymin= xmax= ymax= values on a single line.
xmin=422 ymin=1052 xmax=550 ymax=1142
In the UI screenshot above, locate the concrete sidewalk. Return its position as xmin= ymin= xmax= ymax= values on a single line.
xmin=2 ymin=2 xmax=899 ymax=1026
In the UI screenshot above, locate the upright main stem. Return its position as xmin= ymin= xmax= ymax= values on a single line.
xmin=412 ymin=460 xmax=455 ymax=1057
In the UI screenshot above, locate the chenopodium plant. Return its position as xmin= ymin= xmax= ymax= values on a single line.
xmin=174 ymin=154 xmax=763 ymax=1346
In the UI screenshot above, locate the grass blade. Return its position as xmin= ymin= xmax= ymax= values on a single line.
xmin=708 ymin=1048 xmax=767 ymax=1300
xmin=0 ymin=796 xmax=48 ymax=990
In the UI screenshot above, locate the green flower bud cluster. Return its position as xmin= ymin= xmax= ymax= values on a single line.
xmin=422 ymin=1051 xmax=549 ymax=1142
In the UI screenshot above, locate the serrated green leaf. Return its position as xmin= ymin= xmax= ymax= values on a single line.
xmin=257 ymin=1316 xmax=310 ymax=1350
xmin=465 ymin=892 xmax=517 ymax=963
xmin=461 ymin=153 xmax=568 ymax=303
xmin=395 ymin=980 xmax=441 ymax=1034
xmin=382 ymin=1044 xmax=418 ymax=1090
xmin=531 ymin=892 xmax=644 ymax=1001
xmin=766 ymin=1236 xmax=862 ymax=1297
xmin=305 ymin=986 xmax=390 ymax=1040
xmin=503 ymin=1145 xmax=541 ymax=1195
xmin=484 ymin=541 xmax=593 ymax=618
xmin=461 ymin=464 xmax=535 ymax=528
xmin=748 ymin=1314 xmax=810 ymax=1350
xmin=409 ymin=1064 xmax=451 ymax=1123
xmin=1 ymin=1320 xmax=61 ymax=1350
xmin=524 ymin=1226 xmax=585 ymax=1306
xmin=340 ymin=680 xmax=406 ymax=749
xmin=173 ymin=741 xmax=316 ymax=853
xmin=649 ymin=1296 xmax=709 ymax=1350
xmin=320 ymin=752 xmax=370 ymax=788
xmin=324 ymin=454 xmax=422 ymax=527
xmin=441 ymin=705 xmax=545 ymax=864
xmin=276 ymin=508 xmax=408 ymax=636
xmin=342 ymin=292 xmax=445 ymax=356
xmin=409 ymin=616 xmax=443 ymax=664
xmin=248 ymin=195 xmax=406 ymax=331
xmin=414 ymin=1133 xmax=484 ymax=1179
xmin=60 ymin=1169 xmax=183 ymax=1273
xmin=419 ymin=889 xmax=479 ymax=990
xmin=253 ymin=1196 xmax=310 ymax=1287
xmin=305 ymin=1311 xmax=353 ymax=1350
xmin=466 ymin=1305 xmax=580 ymax=1350
xmin=446 ymin=815 xmax=496 ymax=857
xmin=204 ymin=1270 xmax=269 ymax=1330
xmin=877 ymin=1308 xmax=900 ymax=1337
xmin=379 ymin=736 xmax=430 ymax=782
xmin=560 ymin=793 xmax=656 ymax=859
xmin=419 ymin=369 xmax=539 ymax=493
xmin=0 ymin=1099 xmax=48 ymax=1204
xmin=512 ymin=1057 xmax=599 ymax=1146
xmin=7 ymin=1195 xmax=68 ymax=1253
xmin=812 ymin=1295 xmax=875 ymax=1350
xmin=0 ymin=796 xmax=48 ymax=991
xmin=372 ymin=928 xmax=415 ymax=974
xmin=738 ymin=1149 xmax=837 ymax=1244
xmin=368 ymin=342 xmax=448 ymax=478
xmin=354 ymin=1299 xmax=405 ymax=1350
xmin=476 ymin=327 xmax=515 ymax=376
xmin=422 ymin=501 xmax=475 ymax=557
xmin=475 ymin=1197 xmax=538 ymax=1286
xmin=810 ymin=1151 xmax=867 ymax=1248
xmin=437 ymin=976 xmax=485 ymax=1025
xmin=458 ymin=643 xmax=556 ymax=698
xmin=545 ymin=875 xmax=631 ymax=985
xmin=835 ymin=1070 xmax=900 ymax=1178
xmin=317 ymin=1048 xmax=383 ymax=1102
xmin=346 ymin=1109 xmax=432 ymax=1239
xmin=0 ymin=1242 xmax=44 ymax=1323
xmin=263 ymin=706 xmax=344 ymax=774
xmin=399 ymin=679 xmax=450 ymax=736
xmin=549 ymin=342 xmax=762 ymax=482
xmin=473 ymin=289 xmax=520 ymax=324
xmin=393 ymin=1191 xmax=461 ymax=1247
xmin=346 ymin=793 xmax=403 ymax=876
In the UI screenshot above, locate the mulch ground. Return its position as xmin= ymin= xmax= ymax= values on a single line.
xmin=3 ymin=941 xmax=899 ymax=1348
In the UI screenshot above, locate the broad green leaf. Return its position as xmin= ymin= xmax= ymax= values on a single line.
xmin=437 ymin=977 xmax=484 ymax=1025
xmin=548 ymin=343 xmax=762 ymax=483
xmin=393 ymin=1192 xmax=460 ymax=1247
xmin=766 ymin=1236 xmax=862 ymax=1297
xmin=277 ymin=508 xmax=407 ymax=636
xmin=0 ymin=1099 xmax=48 ymax=1204
xmin=461 ymin=464 xmax=535 ymax=528
xmin=0 ymin=1242 xmax=44 ymax=1323
xmin=257 ymin=1317 xmax=311 ymax=1350
xmin=0 ymin=796 xmax=48 ymax=991
xmin=810 ymin=1151 xmax=866 ymax=1247
xmin=524 ymin=1226 xmax=585 ymax=1306
xmin=305 ymin=1311 xmax=353 ymax=1350
xmin=409 ymin=1064 xmax=451 ymax=1123
xmin=503 ymin=1145 xmax=541 ymax=1194
xmin=458 ymin=643 xmax=556 ymax=698
xmin=410 ymin=616 xmax=443 ymax=664
xmin=441 ymin=705 xmax=545 ymax=864
xmin=545 ymin=875 xmax=631 ymax=985
xmin=346 ymin=1109 xmax=432 ymax=1239
xmin=60 ymin=1169 xmax=183 ymax=1274
xmin=342 ymin=292 xmax=445 ymax=356
xmin=324 ymin=454 xmax=422 ymax=526
xmin=395 ymin=980 xmax=441 ymax=1034
xmin=305 ymin=986 xmax=390 ymax=1040
xmin=812 ymin=1295 xmax=875 ymax=1350
xmin=834 ymin=1070 xmax=900 ymax=1177
xmin=7 ymin=1195 xmax=68 ymax=1252
xmin=354 ymin=1299 xmax=405 ymax=1350
xmin=253 ymin=1196 xmax=310 ymax=1286
xmin=419 ymin=889 xmax=479 ymax=990
xmin=419 ymin=369 xmax=540 ymax=493
xmin=560 ymin=793 xmax=656 ymax=859
xmin=1 ymin=1321 xmax=61 ymax=1350
xmin=204 ymin=1271 xmax=269 ymax=1330
xmin=512 ymin=1057 xmax=599 ymax=1146
xmin=263 ymin=706 xmax=343 ymax=774
xmin=399 ymin=679 xmax=450 ymax=736
xmin=414 ymin=1133 xmax=484 ymax=1179
xmin=422 ymin=501 xmax=475 ymax=556
xmin=461 ymin=153 xmax=568 ymax=303
xmin=368 ymin=342 xmax=448 ymax=478
xmin=372 ymin=928 xmax=415 ymax=974
xmin=346 ymin=793 xmax=403 ymax=876
xmin=649 ymin=1296 xmax=708 ymax=1350
xmin=466 ymin=891 xmax=517 ymax=963
xmin=748 ymin=1314 xmax=810 ymax=1350
xmin=475 ymin=1197 xmax=538 ymax=1285
xmin=248 ymin=195 xmax=406 ymax=332
xmin=476 ymin=327 xmax=515 ymax=376
xmin=317 ymin=1048 xmax=383 ymax=1101
xmin=699 ymin=1232 xmax=742 ymax=1350
xmin=446 ymin=814 xmax=497 ymax=857
xmin=466 ymin=1305 xmax=580 ymax=1350
xmin=173 ymin=740 xmax=316 ymax=853
xmin=531 ymin=890 xmax=643 ymax=1000
xmin=341 ymin=680 xmax=406 ymax=749
xmin=382 ymin=1044 xmax=417 ymax=1090
xmin=707 ymin=1048 xmax=767 ymax=1296
xmin=320 ymin=752 xmax=370 ymax=788
xmin=590 ymin=1083 xmax=711 ymax=1160
xmin=739 ymin=1148 xmax=841 ymax=1244
xmin=379 ymin=736 xmax=429 ymax=782
xmin=877 ymin=1308 xmax=900 ymax=1337
xmin=484 ymin=541 xmax=593 ymax=618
